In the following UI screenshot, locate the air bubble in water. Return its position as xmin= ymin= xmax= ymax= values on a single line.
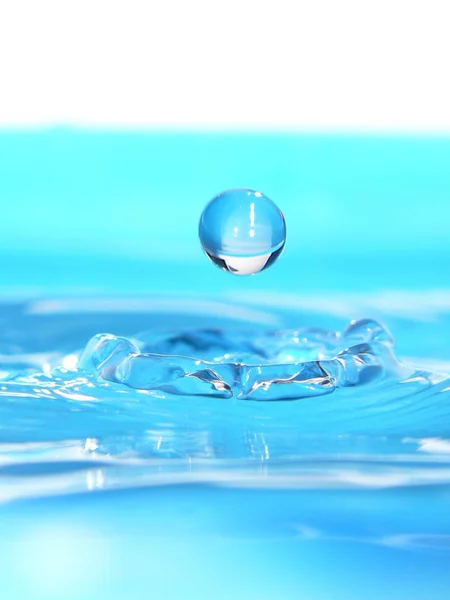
xmin=198 ymin=188 xmax=286 ymax=275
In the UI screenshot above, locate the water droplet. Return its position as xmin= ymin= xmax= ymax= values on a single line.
xmin=199 ymin=188 xmax=286 ymax=275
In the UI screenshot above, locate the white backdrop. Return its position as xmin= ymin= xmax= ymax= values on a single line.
xmin=0 ymin=0 xmax=449 ymax=130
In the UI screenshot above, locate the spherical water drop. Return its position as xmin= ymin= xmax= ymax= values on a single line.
xmin=198 ymin=188 xmax=286 ymax=275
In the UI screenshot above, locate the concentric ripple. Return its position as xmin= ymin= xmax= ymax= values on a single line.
xmin=77 ymin=318 xmax=402 ymax=400
xmin=0 ymin=307 xmax=449 ymax=500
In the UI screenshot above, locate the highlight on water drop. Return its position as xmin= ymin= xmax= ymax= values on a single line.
xmin=198 ymin=188 xmax=286 ymax=275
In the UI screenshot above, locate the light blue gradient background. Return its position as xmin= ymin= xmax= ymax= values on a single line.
xmin=0 ymin=130 xmax=449 ymax=295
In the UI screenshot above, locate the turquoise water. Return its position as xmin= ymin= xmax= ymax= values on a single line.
xmin=0 ymin=131 xmax=450 ymax=599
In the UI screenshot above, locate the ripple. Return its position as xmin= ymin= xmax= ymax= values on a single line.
xmin=0 ymin=304 xmax=449 ymax=499
xmin=76 ymin=318 xmax=403 ymax=400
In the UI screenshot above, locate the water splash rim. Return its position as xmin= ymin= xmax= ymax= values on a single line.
xmin=77 ymin=318 xmax=402 ymax=401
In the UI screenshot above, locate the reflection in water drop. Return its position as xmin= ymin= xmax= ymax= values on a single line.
xmin=199 ymin=188 xmax=286 ymax=275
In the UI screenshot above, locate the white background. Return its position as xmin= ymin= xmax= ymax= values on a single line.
xmin=0 ymin=0 xmax=449 ymax=130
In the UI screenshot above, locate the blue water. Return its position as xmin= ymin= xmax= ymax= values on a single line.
xmin=0 ymin=130 xmax=450 ymax=599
